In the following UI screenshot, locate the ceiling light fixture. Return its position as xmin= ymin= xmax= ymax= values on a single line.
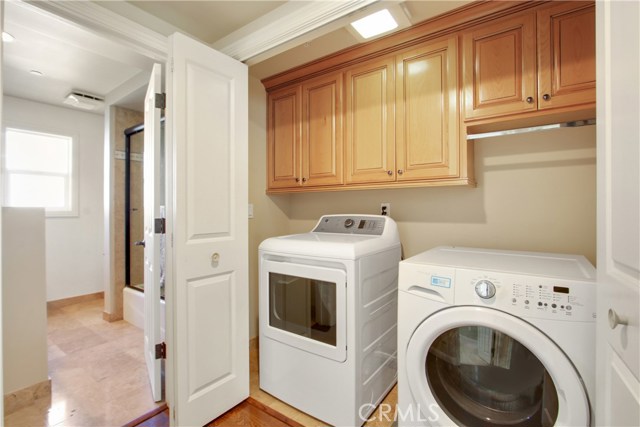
xmin=350 ymin=9 xmax=398 ymax=39
xmin=2 ymin=32 xmax=15 ymax=43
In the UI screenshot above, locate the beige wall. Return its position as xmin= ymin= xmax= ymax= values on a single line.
xmin=247 ymin=80 xmax=597 ymax=339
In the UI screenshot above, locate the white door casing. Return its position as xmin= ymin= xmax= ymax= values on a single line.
xmin=405 ymin=307 xmax=590 ymax=426
xmin=143 ymin=62 xmax=163 ymax=402
xmin=595 ymin=1 xmax=640 ymax=426
xmin=165 ymin=32 xmax=249 ymax=427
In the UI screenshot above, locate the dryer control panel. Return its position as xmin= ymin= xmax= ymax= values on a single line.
xmin=312 ymin=215 xmax=385 ymax=235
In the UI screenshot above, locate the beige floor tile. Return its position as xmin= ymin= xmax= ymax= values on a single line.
xmin=4 ymin=296 xmax=163 ymax=427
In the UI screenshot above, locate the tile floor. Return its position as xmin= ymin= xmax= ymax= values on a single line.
xmin=4 ymin=297 xmax=163 ymax=427
xmin=5 ymin=296 xmax=397 ymax=427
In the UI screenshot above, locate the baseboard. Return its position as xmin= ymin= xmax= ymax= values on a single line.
xmin=4 ymin=378 xmax=52 ymax=416
xmin=103 ymin=311 xmax=123 ymax=322
xmin=47 ymin=291 xmax=104 ymax=311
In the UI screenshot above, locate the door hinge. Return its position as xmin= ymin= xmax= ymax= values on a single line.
xmin=154 ymin=218 xmax=166 ymax=234
xmin=155 ymin=93 xmax=166 ymax=109
xmin=155 ymin=342 xmax=166 ymax=359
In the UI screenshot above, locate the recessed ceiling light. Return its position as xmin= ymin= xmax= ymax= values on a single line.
xmin=30 ymin=70 xmax=44 ymax=77
xmin=2 ymin=32 xmax=15 ymax=43
xmin=350 ymin=9 xmax=398 ymax=39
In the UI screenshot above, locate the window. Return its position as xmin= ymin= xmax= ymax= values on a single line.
xmin=3 ymin=128 xmax=77 ymax=216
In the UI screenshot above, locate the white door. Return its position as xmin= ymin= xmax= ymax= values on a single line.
xmin=165 ymin=33 xmax=248 ymax=426
xmin=595 ymin=1 xmax=640 ymax=426
xmin=143 ymin=63 xmax=163 ymax=402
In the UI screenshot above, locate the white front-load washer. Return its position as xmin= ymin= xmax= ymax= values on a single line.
xmin=397 ymin=246 xmax=596 ymax=427
xmin=259 ymin=215 xmax=401 ymax=426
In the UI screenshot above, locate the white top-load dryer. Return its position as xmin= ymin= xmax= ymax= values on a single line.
xmin=398 ymin=246 xmax=596 ymax=427
xmin=259 ymin=215 xmax=401 ymax=426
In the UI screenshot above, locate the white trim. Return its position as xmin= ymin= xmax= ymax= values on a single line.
xmin=24 ymin=0 xmax=167 ymax=61
xmin=213 ymin=0 xmax=377 ymax=62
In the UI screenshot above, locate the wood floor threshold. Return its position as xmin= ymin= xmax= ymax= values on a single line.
xmin=122 ymin=403 xmax=168 ymax=427
xmin=245 ymin=397 xmax=304 ymax=427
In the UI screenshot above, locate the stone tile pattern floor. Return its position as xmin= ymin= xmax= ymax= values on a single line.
xmin=4 ymin=297 xmax=164 ymax=427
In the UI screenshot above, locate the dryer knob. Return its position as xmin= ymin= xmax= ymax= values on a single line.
xmin=475 ymin=280 xmax=496 ymax=299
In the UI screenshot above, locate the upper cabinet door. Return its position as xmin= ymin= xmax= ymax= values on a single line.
xmin=345 ymin=56 xmax=396 ymax=184
xmin=537 ymin=2 xmax=596 ymax=110
xmin=301 ymin=72 xmax=343 ymax=187
xmin=396 ymin=36 xmax=459 ymax=181
xmin=463 ymin=12 xmax=537 ymax=119
xmin=267 ymin=85 xmax=301 ymax=189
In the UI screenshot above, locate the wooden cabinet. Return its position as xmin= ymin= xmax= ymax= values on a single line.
xmin=537 ymin=2 xmax=596 ymax=110
xmin=463 ymin=2 xmax=595 ymax=121
xmin=463 ymin=13 xmax=537 ymax=119
xmin=267 ymin=85 xmax=300 ymax=189
xmin=395 ymin=37 xmax=459 ymax=181
xmin=267 ymin=72 xmax=343 ymax=189
xmin=345 ymin=56 xmax=395 ymax=184
xmin=344 ymin=36 xmax=460 ymax=186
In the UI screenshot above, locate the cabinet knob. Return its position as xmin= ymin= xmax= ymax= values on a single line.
xmin=543 ymin=94 xmax=551 ymax=101
xmin=608 ymin=308 xmax=628 ymax=330
xmin=211 ymin=252 xmax=220 ymax=265
xmin=295 ymin=177 xmax=300 ymax=183
xmin=387 ymin=170 xmax=393 ymax=176
xmin=302 ymin=177 xmax=307 ymax=183
xmin=398 ymin=169 xmax=404 ymax=175
xmin=526 ymin=96 xmax=534 ymax=104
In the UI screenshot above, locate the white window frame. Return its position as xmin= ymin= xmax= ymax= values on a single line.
xmin=2 ymin=126 xmax=79 ymax=217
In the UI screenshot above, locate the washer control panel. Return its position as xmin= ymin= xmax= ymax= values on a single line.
xmin=456 ymin=270 xmax=596 ymax=322
xmin=312 ymin=215 xmax=386 ymax=235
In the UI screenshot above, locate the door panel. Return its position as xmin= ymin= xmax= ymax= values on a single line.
xmin=268 ymin=86 xmax=301 ymax=188
xmin=396 ymin=37 xmax=459 ymax=181
xmin=345 ymin=56 xmax=395 ymax=184
xmin=167 ymin=32 xmax=248 ymax=427
xmin=537 ymin=2 xmax=596 ymax=110
xmin=595 ymin=1 xmax=640 ymax=425
xmin=463 ymin=12 xmax=537 ymax=119
xmin=143 ymin=63 xmax=162 ymax=402
xmin=302 ymin=72 xmax=343 ymax=187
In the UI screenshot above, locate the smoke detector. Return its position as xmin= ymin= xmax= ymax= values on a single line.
xmin=63 ymin=91 xmax=105 ymax=111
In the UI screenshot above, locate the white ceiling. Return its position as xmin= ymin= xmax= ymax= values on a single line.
xmin=2 ymin=0 xmax=472 ymax=114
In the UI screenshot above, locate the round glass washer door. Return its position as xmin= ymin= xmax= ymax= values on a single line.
xmin=405 ymin=306 xmax=590 ymax=427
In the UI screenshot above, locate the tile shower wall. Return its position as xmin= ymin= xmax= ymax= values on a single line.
xmin=112 ymin=106 xmax=144 ymax=320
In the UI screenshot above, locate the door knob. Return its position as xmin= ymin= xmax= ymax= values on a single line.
xmin=608 ymin=308 xmax=628 ymax=329
xmin=211 ymin=252 xmax=220 ymax=265
xmin=134 ymin=240 xmax=145 ymax=247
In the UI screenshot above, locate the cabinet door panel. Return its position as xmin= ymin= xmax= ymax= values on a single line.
xmin=463 ymin=12 xmax=537 ymax=119
xmin=396 ymin=37 xmax=459 ymax=181
xmin=345 ymin=57 xmax=395 ymax=184
xmin=267 ymin=86 xmax=300 ymax=188
xmin=302 ymin=73 xmax=343 ymax=187
xmin=537 ymin=2 xmax=595 ymax=110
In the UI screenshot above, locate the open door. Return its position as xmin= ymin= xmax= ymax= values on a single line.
xmin=143 ymin=63 xmax=164 ymax=402
xmin=165 ymin=33 xmax=249 ymax=426
xmin=595 ymin=1 xmax=640 ymax=425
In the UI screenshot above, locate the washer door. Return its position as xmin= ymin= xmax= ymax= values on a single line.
xmin=406 ymin=306 xmax=590 ymax=427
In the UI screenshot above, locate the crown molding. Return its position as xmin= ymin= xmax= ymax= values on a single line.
xmin=24 ymin=0 xmax=168 ymax=62
xmin=213 ymin=0 xmax=378 ymax=62
xmin=24 ymin=0 xmax=378 ymax=65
